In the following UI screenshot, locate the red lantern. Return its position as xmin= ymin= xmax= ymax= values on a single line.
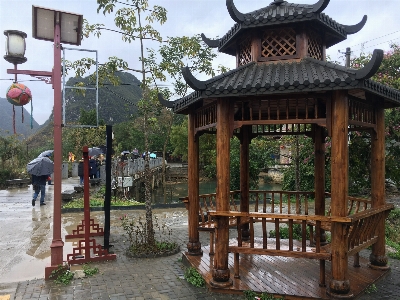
xmin=6 ymin=83 xmax=32 ymax=106
xmin=5 ymin=82 xmax=33 ymax=134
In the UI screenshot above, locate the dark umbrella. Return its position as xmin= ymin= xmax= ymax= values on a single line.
xmin=38 ymin=150 xmax=54 ymax=158
xmin=27 ymin=157 xmax=54 ymax=176
xmin=88 ymin=147 xmax=103 ymax=157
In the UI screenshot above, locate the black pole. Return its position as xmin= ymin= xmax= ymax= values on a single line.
xmin=104 ymin=125 xmax=112 ymax=250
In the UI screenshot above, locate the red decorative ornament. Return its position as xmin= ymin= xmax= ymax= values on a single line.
xmin=6 ymin=83 xmax=32 ymax=106
xmin=5 ymin=82 xmax=33 ymax=134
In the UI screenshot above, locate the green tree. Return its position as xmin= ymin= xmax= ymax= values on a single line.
xmin=79 ymin=108 xmax=99 ymax=126
xmin=0 ymin=132 xmax=26 ymax=185
xmin=351 ymin=44 xmax=400 ymax=186
xmin=69 ymin=0 xmax=224 ymax=248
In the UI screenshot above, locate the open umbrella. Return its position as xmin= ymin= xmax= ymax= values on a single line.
xmin=38 ymin=150 xmax=54 ymax=157
xmin=27 ymin=157 xmax=54 ymax=176
xmin=149 ymin=153 xmax=156 ymax=158
xmin=88 ymin=147 xmax=103 ymax=157
xmin=121 ymin=150 xmax=130 ymax=155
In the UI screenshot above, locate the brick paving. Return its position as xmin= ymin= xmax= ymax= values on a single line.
xmin=1 ymin=207 xmax=400 ymax=299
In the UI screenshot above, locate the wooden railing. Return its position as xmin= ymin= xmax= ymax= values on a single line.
xmin=181 ymin=190 xmax=392 ymax=284
xmin=208 ymin=203 xmax=393 ymax=284
xmin=181 ymin=190 xmax=374 ymax=228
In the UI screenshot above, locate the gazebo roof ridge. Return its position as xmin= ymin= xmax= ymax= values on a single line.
xmin=180 ymin=50 xmax=383 ymax=93
xmin=158 ymin=49 xmax=400 ymax=113
xmin=202 ymin=0 xmax=367 ymax=54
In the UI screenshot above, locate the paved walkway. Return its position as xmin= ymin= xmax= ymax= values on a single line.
xmin=1 ymin=179 xmax=400 ymax=300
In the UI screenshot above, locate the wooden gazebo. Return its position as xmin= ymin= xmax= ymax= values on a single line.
xmin=159 ymin=0 xmax=400 ymax=298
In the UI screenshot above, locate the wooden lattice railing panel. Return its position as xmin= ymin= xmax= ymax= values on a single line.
xmin=234 ymin=98 xmax=320 ymax=122
xmin=239 ymin=36 xmax=252 ymax=66
xmin=261 ymin=27 xmax=296 ymax=58
xmin=195 ymin=103 xmax=217 ymax=129
xmin=349 ymin=97 xmax=375 ymax=124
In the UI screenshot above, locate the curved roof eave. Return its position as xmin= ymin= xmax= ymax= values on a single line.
xmin=170 ymin=55 xmax=399 ymax=114
xmin=216 ymin=0 xmax=368 ymax=54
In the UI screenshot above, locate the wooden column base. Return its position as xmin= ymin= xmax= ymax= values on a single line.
xmin=326 ymin=291 xmax=354 ymax=299
xmin=369 ymin=253 xmax=389 ymax=269
xmin=210 ymin=269 xmax=232 ymax=288
xmin=327 ymin=280 xmax=352 ymax=299
xmin=186 ymin=241 xmax=202 ymax=256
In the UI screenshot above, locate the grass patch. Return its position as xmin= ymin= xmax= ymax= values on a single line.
xmin=62 ymin=185 xmax=142 ymax=209
xmin=83 ymin=263 xmax=99 ymax=277
xmin=49 ymin=264 xmax=74 ymax=285
xmin=62 ymin=197 xmax=142 ymax=209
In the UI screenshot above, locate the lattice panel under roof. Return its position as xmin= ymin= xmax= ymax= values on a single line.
xmin=261 ymin=28 xmax=296 ymax=58
xmin=239 ymin=36 xmax=252 ymax=66
xmin=308 ymin=30 xmax=323 ymax=60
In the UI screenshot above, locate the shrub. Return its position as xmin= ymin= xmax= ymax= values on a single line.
xmin=120 ymin=215 xmax=177 ymax=255
xmin=184 ymin=267 xmax=205 ymax=287
xmin=49 ymin=264 xmax=74 ymax=285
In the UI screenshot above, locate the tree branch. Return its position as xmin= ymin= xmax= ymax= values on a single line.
xmin=96 ymin=27 xmax=168 ymax=42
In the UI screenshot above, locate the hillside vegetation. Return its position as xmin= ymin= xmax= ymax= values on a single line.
xmin=0 ymin=98 xmax=40 ymax=137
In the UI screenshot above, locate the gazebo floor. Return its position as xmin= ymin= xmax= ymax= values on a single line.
xmin=182 ymin=239 xmax=389 ymax=299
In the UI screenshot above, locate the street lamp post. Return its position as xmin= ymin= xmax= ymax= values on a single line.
xmin=4 ymin=6 xmax=83 ymax=279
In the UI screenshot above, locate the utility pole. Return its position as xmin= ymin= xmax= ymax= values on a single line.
xmin=345 ymin=47 xmax=351 ymax=67
xmin=338 ymin=47 xmax=351 ymax=67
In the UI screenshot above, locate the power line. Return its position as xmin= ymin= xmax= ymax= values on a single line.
xmin=349 ymin=30 xmax=400 ymax=48
xmin=361 ymin=37 xmax=400 ymax=50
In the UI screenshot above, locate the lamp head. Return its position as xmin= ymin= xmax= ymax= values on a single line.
xmin=3 ymin=30 xmax=27 ymax=65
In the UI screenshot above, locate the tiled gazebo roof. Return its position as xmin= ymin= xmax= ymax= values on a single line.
xmin=159 ymin=50 xmax=400 ymax=113
xmin=202 ymin=0 xmax=367 ymax=55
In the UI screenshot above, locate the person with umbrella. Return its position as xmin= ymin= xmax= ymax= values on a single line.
xmin=27 ymin=156 xmax=54 ymax=206
xmin=31 ymin=174 xmax=48 ymax=206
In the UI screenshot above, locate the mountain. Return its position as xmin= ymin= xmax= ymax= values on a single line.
xmin=0 ymin=98 xmax=40 ymax=137
xmin=63 ymin=71 xmax=142 ymax=124
xmin=20 ymin=72 xmax=143 ymax=149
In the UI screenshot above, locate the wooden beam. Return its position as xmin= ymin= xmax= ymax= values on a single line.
xmin=329 ymin=90 xmax=351 ymax=295
xmin=314 ymin=124 xmax=326 ymax=245
xmin=228 ymin=246 xmax=331 ymax=260
xmin=370 ymin=95 xmax=390 ymax=269
xmin=211 ymin=98 xmax=232 ymax=287
xmin=187 ymin=113 xmax=202 ymax=255
xmin=240 ymin=125 xmax=251 ymax=241
xmin=208 ymin=211 xmax=352 ymax=223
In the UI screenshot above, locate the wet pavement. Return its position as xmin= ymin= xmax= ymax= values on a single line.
xmin=1 ymin=178 xmax=400 ymax=299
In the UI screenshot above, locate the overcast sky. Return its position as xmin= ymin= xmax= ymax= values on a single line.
xmin=1 ymin=0 xmax=399 ymax=125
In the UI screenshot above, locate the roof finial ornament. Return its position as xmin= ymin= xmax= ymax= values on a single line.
xmin=182 ymin=66 xmax=207 ymax=91
xmin=201 ymin=33 xmax=220 ymax=48
xmin=341 ymin=15 xmax=367 ymax=35
xmin=226 ymin=0 xmax=245 ymax=23
xmin=311 ymin=0 xmax=330 ymax=13
xmin=271 ymin=0 xmax=285 ymax=5
xmin=355 ymin=49 xmax=383 ymax=80
xmin=157 ymin=93 xmax=175 ymax=109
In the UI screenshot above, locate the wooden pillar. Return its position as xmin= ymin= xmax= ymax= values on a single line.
xmin=370 ymin=98 xmax=389 ymax=269
xmin=211 ymin=99 xmax=233 ymax=287
xmin=328 ymin=91 xmax=352 ymax=297
xmin=187 ymin=113 xmax=202 ymax=255
xmin=314 ymin=125 xmax=326 ymax=245
xmin=240 ymin=125 xmax=251 ymax=241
